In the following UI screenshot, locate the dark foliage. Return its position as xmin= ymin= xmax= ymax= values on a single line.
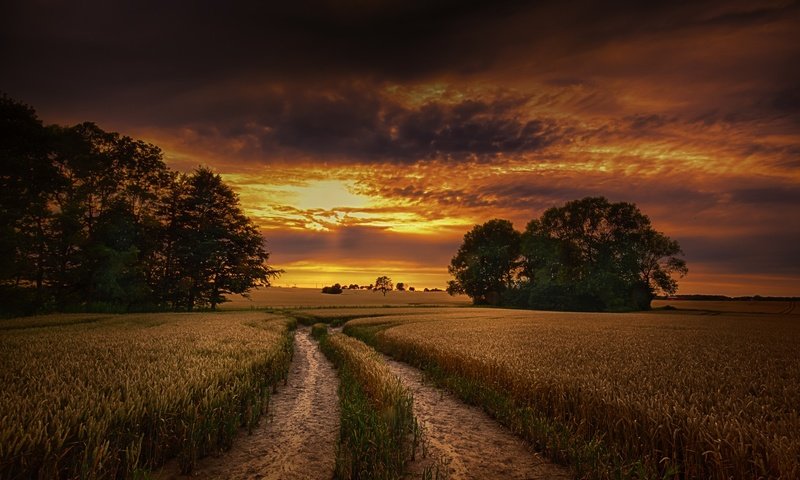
xmin=374 ymin=276 xmax=393 ymax=296
xmin=0 ymin=95 xmax=279 ymax=315
xmin=322 ymin=283 xmax=343 ymax=294
xmin=447 ymin=219 xmax=521 ymax=305
xmin=448 ymin=198 xmax=687 ymax=311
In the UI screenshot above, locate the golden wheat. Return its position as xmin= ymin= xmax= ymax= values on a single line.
xmin=0 ymin=311 xmax=294 ymax=478
xmin=325 ymin=307 xmax=800 ymax=479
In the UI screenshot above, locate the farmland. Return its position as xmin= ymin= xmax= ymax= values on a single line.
xmin=2 ymin=299 xmax=798 ymax=479
xmin=0 ymin=312 xmax=294 ymax=478
xmin=303 ymin=304 xmax=800 ymax=479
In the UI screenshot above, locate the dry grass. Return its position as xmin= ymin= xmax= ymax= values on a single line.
xmin=220 ymin=287 xmax=470 ymax=309
xmin=0 ymin=311 xmax=294 ymax=478
xmin=334 ymin=307 xmax=800 ymax=479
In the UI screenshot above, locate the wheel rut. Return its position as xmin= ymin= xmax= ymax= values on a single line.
xmin=383 ymin=358 xmax=572 ymax=479
xmin=155 ymin=328 xmax=340 ymax=479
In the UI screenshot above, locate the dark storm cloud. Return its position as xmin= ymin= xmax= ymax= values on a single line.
xmin=3 ymin=0 xmax=797 ymax=117
xmin=158 ymin=85 xmax=566 ymax=163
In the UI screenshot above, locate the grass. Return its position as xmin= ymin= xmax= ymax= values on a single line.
xmin=316 ymin=331 xmax=418 ymax=479
xmin=0 ymin=311 xmax=295 ymax=478
xmin=295 ymin=306 xmax=800 ymax=479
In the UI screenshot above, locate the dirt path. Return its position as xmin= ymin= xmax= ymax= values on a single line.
xmin=156 ymin=328 xmax=340 ymax=479
xmin=384 ymin=358 xmax=571 ymax=480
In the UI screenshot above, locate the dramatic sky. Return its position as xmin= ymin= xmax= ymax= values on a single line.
xmin=3 ymin=0 xmax=799 ymax=295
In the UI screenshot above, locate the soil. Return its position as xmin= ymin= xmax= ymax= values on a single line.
xmin=155 ymin=328 xmax=340 ymax=479
xmin=384 ymin=358 xmax=572 ymax=480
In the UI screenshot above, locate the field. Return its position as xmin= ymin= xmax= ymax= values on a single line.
xmin=0 ymin=312 xmax=294 ymax=478
xmin=3 ymin=299 xmax=798 ymax=479
xmin=306 ymin=304 xmax=800 ymax=479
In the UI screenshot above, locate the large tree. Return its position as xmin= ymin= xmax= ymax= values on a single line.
xmin=447 ymin=219 xmax=521 ymax=305
xmin=521 ymin=197 xmax=687 ymax=310
xmin=1 ymin=95 xmax=279 ymax=316
xmin=168 ymin=168 xmax=280 ymax=311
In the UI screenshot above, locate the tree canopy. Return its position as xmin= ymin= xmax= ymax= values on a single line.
xmin=447 ymin=219 xmax=521 ymax=305
xmin=448 ymin=198 xmax=687 ymax=311
xmin=0 ymin=94 xmax=279 ymax=315
xmin=374 ymin=276 xmax=393 ymax=296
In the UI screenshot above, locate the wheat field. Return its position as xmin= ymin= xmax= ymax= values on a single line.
xmin=0 ymin=311 xmax=294 ymax=478
xmin=310 ymin=306 xmax=800 ymax=479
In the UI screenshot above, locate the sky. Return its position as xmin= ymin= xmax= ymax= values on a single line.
xmin=2 ymin=0 xmax=799 ymax=295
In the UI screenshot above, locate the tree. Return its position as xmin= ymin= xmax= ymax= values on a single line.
xmin=396 ymin=282 xmax=405 ymax=291
xmin=374 ymin=276 xmax=393 ymax=296
xmin=322 ymin=283 xmax=343 ymax=294
xmin=447 ymin=219 xmax=521 ymax=305
xmin=0 ymin=95 xmax=62 ymax=313
xmin=167 ymin=168 xmax=281 ymax=311
xmin=521 ymin=197 xmax=687 ymax=310
xmin=0 ymin=94 xmax=280 ymax=316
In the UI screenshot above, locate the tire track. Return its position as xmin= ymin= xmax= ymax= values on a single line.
xmin=156 ymin=328 xmax=340 ymax=479
xmin=383 ymin=358 xmax=571 ymax=480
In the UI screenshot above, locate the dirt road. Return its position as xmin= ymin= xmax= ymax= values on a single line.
xmin=156 ymin=328 xmax=340 ymax=479
xmin=385 ymin=358 xmax=571 ymax=479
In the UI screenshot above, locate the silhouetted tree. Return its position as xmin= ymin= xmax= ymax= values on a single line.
xmin=168 ymin=168 xmax=280 ymax=311
xmin=520 ymin=197 xmax=686 ymax=310
xmin=0 ymin=95 xmax=62 ymax=313
xmin=322 ymin=283 xmax=343 ymax=294
xmin=396 ymin=282 xmax=405 ymax=291
xmin=374 ymin=276 xmax=393 ymax=296
xmin=1 ymin=95 xmax=281 ymax=316
xmin=447 ymin=219 xmax=521 ymax=305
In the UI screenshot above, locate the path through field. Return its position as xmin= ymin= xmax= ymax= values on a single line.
xmin=385 ymin=358 xmax=572 ymax=480
xmin=156 ymin=328 xmax=340 ymax=479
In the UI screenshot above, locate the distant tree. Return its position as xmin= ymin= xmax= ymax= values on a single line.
xmin=348 ymin=283 xmax=360 ymax=290
xmin=374 ymin=276 xmax=393 ymax=296
xmin=396 ymin=282 xmax=405 ymax=291
xmin=322 ymin=283 xmax=343 ymax=294
xmin=168 ymin=168 xmax=280 ymax=311
xmin=409 ymin=286 xmax=415 ymax=292
xmin=447 ymin=219 xmax=521 ymax=305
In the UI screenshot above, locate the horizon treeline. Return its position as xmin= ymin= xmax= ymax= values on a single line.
xmin=0 ymin=95 xmax=278 ymax=316
xmin=447 ymin=197 xmax=688 ymax=311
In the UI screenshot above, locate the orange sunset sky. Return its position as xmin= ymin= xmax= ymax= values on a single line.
xmin=3 ymin=0 xmax=799 ymax=295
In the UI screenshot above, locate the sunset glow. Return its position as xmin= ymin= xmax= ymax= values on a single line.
xmin=3 ymin=0 xmax=798 ymax=294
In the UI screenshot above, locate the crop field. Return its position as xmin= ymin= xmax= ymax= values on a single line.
xmin=300 ymin=306 xmax=800 ymax=479
xmin=0 ymin=311 xmax=294 ymax=479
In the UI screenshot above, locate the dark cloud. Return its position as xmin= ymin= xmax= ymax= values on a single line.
xmin=729 ymin=187 xmax=800 ymax=205
xmin=152 ymin=86 xmax=566 ymax=163
xmin=679 ymin=232 xmax=800 ymax=276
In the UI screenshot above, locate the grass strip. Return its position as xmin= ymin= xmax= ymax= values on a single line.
xmin=315 ymin=327 xmax=418 ymax=479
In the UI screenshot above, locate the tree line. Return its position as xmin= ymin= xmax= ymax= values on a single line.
xmin=447 ymin=197 xmax=688 ymax=311
xmin=0 ymin=95 xmax=279 ymax=316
